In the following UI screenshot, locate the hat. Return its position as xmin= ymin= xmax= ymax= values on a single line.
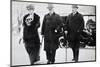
xmin=47 ymin=4 xmax=54 ymax=9
xmin=72 ymin=4 xmax=78 ymax=8
xmin=26 ymin=4 xmax=35 ymax=10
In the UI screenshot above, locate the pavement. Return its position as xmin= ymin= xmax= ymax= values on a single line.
xmin=12 ymin=32 xmax=96 ymax=66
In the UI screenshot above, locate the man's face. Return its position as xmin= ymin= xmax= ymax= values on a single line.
xmin=48 ymin=7 xmax=53 ymax=13
xmin=72 ymin=8 xmax=78 ymax=13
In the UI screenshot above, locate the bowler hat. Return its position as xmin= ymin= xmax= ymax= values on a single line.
xmin=47 ymin=4 xmax=54 ymax=9
xmin=72 ymin=4 xmax=78 ymax=8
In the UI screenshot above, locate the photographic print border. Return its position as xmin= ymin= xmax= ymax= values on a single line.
xmin=10 ymin=0 xmax=96 ymax=67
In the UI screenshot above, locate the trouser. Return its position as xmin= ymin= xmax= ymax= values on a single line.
xmin=25 ymin=45 xmax=40 ymax=65
xmin=45 ymin=49 xmax=56 ymax=63
xmin=72 ymin=47 xmax=79 ymax=62
xmin=71 ymin=41 xmax=80 ymax=62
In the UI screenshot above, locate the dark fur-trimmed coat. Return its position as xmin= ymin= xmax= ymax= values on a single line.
xmin=23 ymin=13 xmax=40 ymax=47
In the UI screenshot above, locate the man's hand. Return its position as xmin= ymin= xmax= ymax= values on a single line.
xmin=64 ymin=31 xmax=68 ymax=34
xmin=55 ymin=29 xmax=57 ymax=33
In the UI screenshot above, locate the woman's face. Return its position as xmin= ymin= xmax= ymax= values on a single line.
xmin=28 ymin=9 xmax=34 ymax=14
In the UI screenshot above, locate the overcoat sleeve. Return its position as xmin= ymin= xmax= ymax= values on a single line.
xmin=23 ymin=14 xmax=29 ymax=27
xmin=41 ymin=15 xmax=46 ymax=35
xmin=56 ymin=15 xmax=63 ymax=30
xmin=35 ymin=15 xmax=40 ymax=29
xmin=64 ymin=15 xmax=70 ymax=31
xmin=78 ymin=15 xmax=84 ymax=32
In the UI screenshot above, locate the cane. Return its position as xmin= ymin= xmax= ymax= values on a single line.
xmin=40 ymin=35 xmax=44 ymax=46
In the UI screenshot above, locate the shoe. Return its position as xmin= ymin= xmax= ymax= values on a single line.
xmin=31 ymin=63 xmax=34 ymax=65
xmin=75 ymin=59 xmax=78 ymax=62
xmin=34 ymin=56 xmax=40 ymax=62
xmin=47 ymin=61 xmax=51 ymax=64
xmin=72 ymin=58 xmax=75 ymax=61
xmin=51 ymin=62 xmax=54 ymax=64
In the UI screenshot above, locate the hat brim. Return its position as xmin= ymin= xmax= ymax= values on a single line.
xmin=72 ymin=7 xmax=78 ymax=8
xmin=26 ymin=4 xmax=35 ymax=10
xmin=47 ymin=7 xmax=54 ymax=8
xmin=27 ymin=7 xmax=34 ymax=10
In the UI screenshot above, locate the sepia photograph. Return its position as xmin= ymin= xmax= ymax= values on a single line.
xmin=11 ymin=0 xmax=96 ymax=66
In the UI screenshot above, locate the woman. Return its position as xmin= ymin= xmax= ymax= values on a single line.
xmin=23 ymin=4 xmax=40 ymax=65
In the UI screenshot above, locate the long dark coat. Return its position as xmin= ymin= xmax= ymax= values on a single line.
xmin=23 ymin=13 xmax=40 ymax=47
xmin=23 ymin=13 xmax=40 ymax=64
xmin=65 ymin=12 xmax=84 ymax=48
xmin=41 ymin=12 xmax=63 ymax=50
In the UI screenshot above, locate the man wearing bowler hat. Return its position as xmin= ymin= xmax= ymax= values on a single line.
xmin=65 ymin=4 xmax=84 ymax=62
xmin=41 ymin=4 xmax=63 ymax=64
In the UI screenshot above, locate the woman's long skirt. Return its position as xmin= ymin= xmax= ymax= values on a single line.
xmin=24 ymin=40 xmax=40 ymax=65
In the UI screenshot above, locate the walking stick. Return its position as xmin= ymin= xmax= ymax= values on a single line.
xmin=40 ymin=35 xmax=44 ymax=46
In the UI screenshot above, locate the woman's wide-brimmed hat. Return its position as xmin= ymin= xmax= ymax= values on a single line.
xmin=26 ymin=4 xmax=35 ymax=10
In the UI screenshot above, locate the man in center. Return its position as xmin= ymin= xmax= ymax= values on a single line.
xmin=41 ymin=4 xmax=63 ymax=64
